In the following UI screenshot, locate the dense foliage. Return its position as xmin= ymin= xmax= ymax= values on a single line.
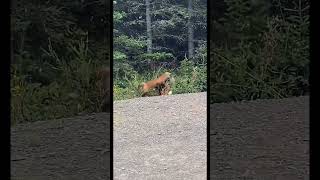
xmin=11 ymin=0 xmax=307 ymax=124
xmin=113 ymin=0 xmax=207 ymax=100
xmin=210 ymin=0 xmax=309 ymax=103
xmin=11 ymin=0 xmax=207 ymax=124
xmin=11 ymin=0 xmax=110 ymax=124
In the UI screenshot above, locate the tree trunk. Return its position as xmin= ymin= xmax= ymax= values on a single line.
xmin=146 ymin=0 xmax=152 ymax=53
xmin=187 ymin=0 xmax=194 ymax=59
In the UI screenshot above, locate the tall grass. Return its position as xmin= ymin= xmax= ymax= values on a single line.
xmin=114 ymin=58 xmax=207 ymax=101
xmin=210 ymin=0 xmax=309 ymax=103
xmin=11 ymin=37 xmax=107 ymax=125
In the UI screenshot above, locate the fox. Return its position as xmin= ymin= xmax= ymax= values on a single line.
xmin=157 ymin=76 xmax=174 ymax=96
xmin=138 ymin=72 xmax=173 ymax=97
xmin=96 ymin=67 xmax=111 ymax=112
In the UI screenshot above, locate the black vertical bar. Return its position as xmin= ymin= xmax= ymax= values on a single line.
xmin=207 ymin=0 xmax=210 ymax=179
xmin=109 ymin=0 xmax=114 ymax=179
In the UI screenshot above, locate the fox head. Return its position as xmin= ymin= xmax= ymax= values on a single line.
xmin=162 ymin=72 xmax=171 ymax=78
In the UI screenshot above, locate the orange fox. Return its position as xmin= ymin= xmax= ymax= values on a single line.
xmin=138 ymin=72 xmax=173 ymax=97
xmin=96 ymin=67 xmax=111 ymax=112
xmin=156 ymin=76 xmax=174 ymax=96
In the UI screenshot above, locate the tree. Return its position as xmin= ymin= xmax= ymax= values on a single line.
xmin=146 ymin=0 xmax=152 ymax=53
xmin=188 ymin=0 xmax=194 ymax=58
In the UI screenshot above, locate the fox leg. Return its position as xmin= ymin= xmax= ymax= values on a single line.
xmin=156 ymin=80 xmax=171 ymax=96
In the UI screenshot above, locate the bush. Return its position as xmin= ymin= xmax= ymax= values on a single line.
xmin=210 ymin=0 xmax=309 ymax=103
xmin=174 ymin=59 xmax=207 ymax=94
xmin=11 ymin=37 xmax=106 ymax=125
xmin=114 ymin=58 xmax=207 ymax=101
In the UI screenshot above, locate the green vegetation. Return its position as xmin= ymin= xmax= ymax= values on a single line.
xmin=11 ymin=0 xmax=207 ymax=124
xmin=113 ymin=0 xmax=207 ymax=100
xmin=210 ymin=0 xmax=309 ymax=103
xmin=11 ymin=0 xmax=109 ymax=124
xmin=11 ymin=0 xmax=309 ymax=124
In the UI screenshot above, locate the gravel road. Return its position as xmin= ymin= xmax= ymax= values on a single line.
xmin=114 ymin=92 xmax=207 ymax=180
xmin=11 ymin=113 xmax=110 ymax=179
xmin=210 ymin=96 xmax=309 ymax=180
xmin=11 ymin=93 xmax=308 ymax=180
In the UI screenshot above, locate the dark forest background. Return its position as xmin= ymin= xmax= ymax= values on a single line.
xmin=10 ymin=0 xmax=207 ymax=125
xmin=210 ymin=0 xmax=309 ymax=103
xmin=10 ymin=0 xmax=309 ymax=125
xmin=11 ymin=0 xmax=110 ymax=124
xmin=113 ymin=0 xmax=207 ymax=100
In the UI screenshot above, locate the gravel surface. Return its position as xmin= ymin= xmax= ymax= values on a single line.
xmin=210 ymin=96 xmax=309 ymax=180
xmin=114 ymin=92 xmax=207 ymax=180
xmin=11 ymin=93 xmax=309 ymax=180
xmin=11 ymin=113 xmax=110 ymax=179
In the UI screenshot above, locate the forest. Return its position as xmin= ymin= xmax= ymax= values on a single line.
xmin=10 ymin=0 xmax=207 ymax=124
xmin=113 ymin=0 xmax=207 ymax=100
xmin=210 ymin=0 xmax=309 ymax=103
xmin=11 ymin=0 xmax=110 ymax=124
xmin=10 ymin=0 xmax=309 ymax=125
